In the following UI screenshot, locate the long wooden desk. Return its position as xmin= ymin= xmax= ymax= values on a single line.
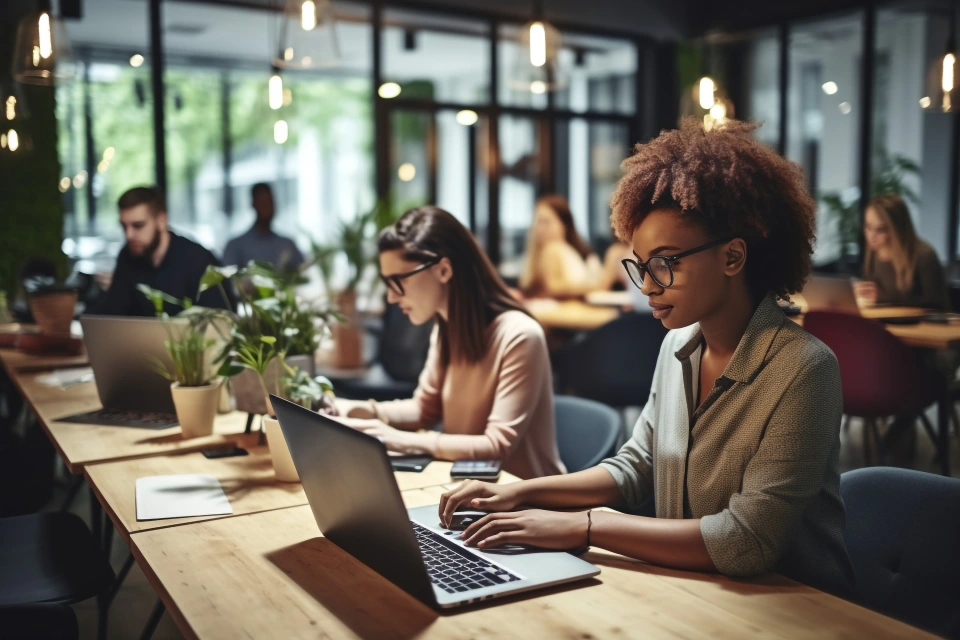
xmin=131 ymin=485 xmax=933 ymax=640
xmin=13 ymin=370 xmax=250 ymax=474
xmin=526 ymin=299 xmax=619 ymax=332
xmin=0 ymin=346 xmax=89 ymax=376
xmin=86 ymin=445 xmax=519 ymax=542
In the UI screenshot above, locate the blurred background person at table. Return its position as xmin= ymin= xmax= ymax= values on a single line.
xmin=519 ymin=194 xmax=626 ymax=299
xmin=223 ymin=183 xmax=304 ymax=272
xmin=854 ymin=194 xmax=948 ymax=309
xmin=333 ymin=206 xmax=565 ymax=479
xmin=92 ymin=186 xmax=234 ymax=317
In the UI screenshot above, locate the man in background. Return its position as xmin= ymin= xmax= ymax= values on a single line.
xmin=223 ymin=183 xmax=304 ymax=272
xmin=93 ymin=186 xmax=233 ymax=316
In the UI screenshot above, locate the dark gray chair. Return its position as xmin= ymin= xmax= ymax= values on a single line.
xmin=0 ymin=512 xmax=115 ymax=639
xmin=552 ymin=312 xmax=667 ymax=410
xmin=554 ymin=395 xmax=621 ymax=473
xmin=840 ymin=467 xmax=960 ymax=638
xmin=0 ymin=603 xmax=79 ymax=639
xmin=330 ymin=302 xmax=434 ymax=402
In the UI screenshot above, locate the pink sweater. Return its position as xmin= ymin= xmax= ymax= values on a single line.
xmin=378 ymin=310 xmax=566 ymax=479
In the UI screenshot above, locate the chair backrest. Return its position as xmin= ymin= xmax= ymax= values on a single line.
xmin=377 ymin=303 xmax=434 ymax=383
xmin=803 ymin=311 xmax=939 ymax=417
xmin=552 ymin=312 xmax=668 ymax=408
xmin=554 ymin=395 xmax=621 ymax=473
xmin=840 ymin=467 xmax=960 ymax=638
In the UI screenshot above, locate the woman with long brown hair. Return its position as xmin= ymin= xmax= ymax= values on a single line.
xmin=334 ymin=206 xmax=565 ymax=479
xmin=519 ymin=194 xmax=623 ymax=298
xmin=854 ymin=194 xmax=948 ymax=309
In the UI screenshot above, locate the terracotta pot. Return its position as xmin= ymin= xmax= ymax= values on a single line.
xmin=29 ymin=291 xmax=77 ymax=336
xmin=263 ymin=416 xmax=299 ymax=482
xmin=171 ymin=380 xmax=221 ymax=438
xmin=332 ymin=289 xmax=364 ymax=369
xmin=231 ymin=354 xmax=314 ymax=415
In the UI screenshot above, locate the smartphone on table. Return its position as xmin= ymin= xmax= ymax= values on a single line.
xmin=450 ymin=459 xmax=502 ymax=481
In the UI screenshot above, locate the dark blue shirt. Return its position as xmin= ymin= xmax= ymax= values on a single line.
xmin=93 ymin=232 xmax=234 ymax=317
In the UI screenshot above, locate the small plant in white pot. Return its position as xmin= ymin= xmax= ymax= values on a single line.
xmin=147 ymin=320 xmax=221 ymax=439
xmin=226 ymin=334 xmax=332 ymax=482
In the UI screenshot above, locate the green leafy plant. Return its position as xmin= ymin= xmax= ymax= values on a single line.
xmin=820 ymin=149 xmax=921 ymax=263
xmin=147 ymin=327 xmax=217 ymax=387
xmin=137 ymin=284 xmax=218 ymax=387
xmin=309 ymin=198 xmax=399 ymax=295
xmin=139 ymin=260 xmax=340 ymax=414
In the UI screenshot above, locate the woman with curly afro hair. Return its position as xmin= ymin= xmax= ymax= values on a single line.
xmin=439 ymin=119 xmax=856 ymax=597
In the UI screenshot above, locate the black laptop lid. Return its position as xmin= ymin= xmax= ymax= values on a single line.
xmin=271 ymin=396 xmax=436 ymax=606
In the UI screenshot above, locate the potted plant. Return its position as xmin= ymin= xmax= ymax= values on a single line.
xmin=223 ymin=331 xmax=332 ymax=482
xmin=197 ymin=261 xmax=339 ymax=414
xmin=311 ymin=199 xmax=397 ymax=369
xmin=139 ymin=286 xmax=222 ymax=439
xmin=24 ymin=276 xmax=78 ymax=336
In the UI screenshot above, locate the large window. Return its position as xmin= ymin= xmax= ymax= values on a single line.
xmin=60 ymin=2 xmax=641 ymax=275
xmin=786 ymin=12 xmax=864 ymax=265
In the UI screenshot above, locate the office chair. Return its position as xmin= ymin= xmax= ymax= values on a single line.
xmin=840 ymin=467 xmax=960 ymax=638
xmin=804 ymin=311 xmax=943 ymax=468
xmin=329 ymin=302 xmax=434 ymax=402
xmin=0 ymin=512 xmax=115 ymax=639
xmin=554 ymin=395 xmax=621 ymax=473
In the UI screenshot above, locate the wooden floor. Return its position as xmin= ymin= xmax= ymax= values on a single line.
xmin=54 ymin=411 xmax=958 ymax=640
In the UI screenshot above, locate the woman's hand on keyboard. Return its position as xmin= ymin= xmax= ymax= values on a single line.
xmin=439 ymin=481 xmax=522 ymax=528
xmin=460 ymin=510 xmax=589 ymax=551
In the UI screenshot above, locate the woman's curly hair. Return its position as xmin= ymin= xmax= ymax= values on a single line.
xmin=610 ymin=118 xmax=816 ymax=299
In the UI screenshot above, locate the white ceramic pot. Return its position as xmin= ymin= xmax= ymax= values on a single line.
xmin=232 ymin=354 xmax=314 ymax=415
xmin=170 ymin=380 xmax=221 ymax=438
xmin=263 ymin=416 xmax=299 ymax=482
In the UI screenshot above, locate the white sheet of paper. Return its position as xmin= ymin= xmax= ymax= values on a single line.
xmin=135 ymin=474 xmax=234 ymax=521
xmin=35 ymin=367 xmax=94 ymax=389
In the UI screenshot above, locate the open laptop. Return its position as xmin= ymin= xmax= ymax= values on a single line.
xmin=66 ymin=316 xmax=186 ymax=428
xmin=271 ymin=396 xmax=599 ymax=609
xmin=801 ymin=276 xmax=861 ymax=314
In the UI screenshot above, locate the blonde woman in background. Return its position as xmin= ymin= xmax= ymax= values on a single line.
xmin=519 ymin=194 xmax=626 ymax=299
xmin=854 ymin=194 xmax=949 ymax=309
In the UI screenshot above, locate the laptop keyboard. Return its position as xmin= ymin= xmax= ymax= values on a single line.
xmin=411 ymin=522 xmax=521 ymax=593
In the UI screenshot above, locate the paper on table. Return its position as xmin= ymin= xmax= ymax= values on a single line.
xmin=35 ymin=367 xmax=94 ymax=389
xmin=135 ymin=474 xmax=233 ymax=521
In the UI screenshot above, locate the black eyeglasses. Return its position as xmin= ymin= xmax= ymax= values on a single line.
xmin=379 ymin=257 xmax=441 ymax=296
xmin=621 ymin=238 xmax=732 ymax=289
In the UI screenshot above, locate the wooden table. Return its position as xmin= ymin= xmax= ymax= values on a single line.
xmin=526 ymin=299 xmax=619 ymax=332
xmin=585 ymin=290 xmax=634 ymax=309
xmin=0 ymin=346 xmax=89 ymax=376
xmin=13 ymin=370 xmax=250 ymax=474
xmin=131 ymin=485 xmax=933 ymax=640
xmin=86 ymin=446 xmax=519 ymax=541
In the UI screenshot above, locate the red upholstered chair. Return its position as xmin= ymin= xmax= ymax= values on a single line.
xmin=804 ymin=311 xmax=942 ymax=465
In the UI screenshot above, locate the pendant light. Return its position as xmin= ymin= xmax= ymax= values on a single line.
xmin=273 ymin=0 xmax=340 ymax=70
xmin=922 ymin=1 xmax=959 ymax=112
xmin=1 ymin=83 xmax=30 ymax=155
xmin=509 ymin=0 xmax=566 ymax=94
xmin=11 ymin=2 xmax=76 ymax=86
xmin=686 ymin=40 xmax=734 ymax=129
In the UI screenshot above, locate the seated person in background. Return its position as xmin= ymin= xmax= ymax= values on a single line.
xmin=333 ymin=206 xmax=566 ymax=479
xmin=223 ymin=183 xmax=304 ymax=272
xmin=92 ymin=186 xmax=233 ymax=317
xmin=854 ymin=193 xmax=948 ymax=309
xmin=438 ymin=119 xmax=856 ymax=598
xmin=519 ymin=194 xmax=622 ymax=298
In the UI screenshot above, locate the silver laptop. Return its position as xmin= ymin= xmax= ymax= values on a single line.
xmin=271 ymin=396 xmax=599 ymax=609
xmin=802 ymin=276 xmax=861 ymax=313
xmin=73 ymin=315 xmax=185 ymax=427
